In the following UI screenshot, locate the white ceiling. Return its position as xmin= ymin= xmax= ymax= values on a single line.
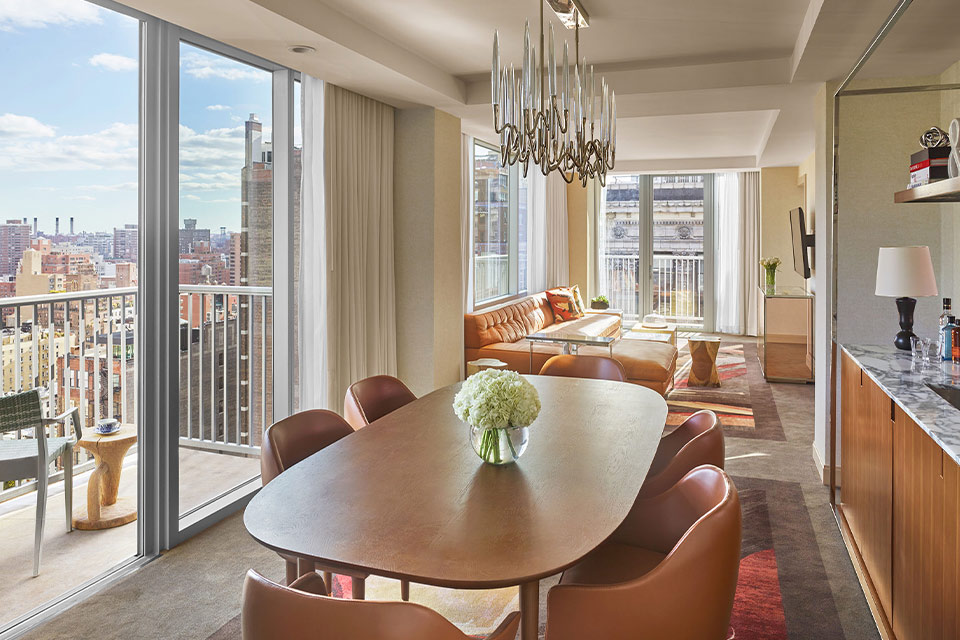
xmin=117 ymin=0 xmax=960 ymax=169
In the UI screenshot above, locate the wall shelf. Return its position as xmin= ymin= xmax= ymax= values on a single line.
xmin=894 ymin=176 xmax=960 ymax=203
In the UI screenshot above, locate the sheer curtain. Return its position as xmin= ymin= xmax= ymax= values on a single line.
xmin=714 ymin=171 xmax=760 ymax=335
xmin=527 ymin=171 xmax=569 ymax=292
xmin=461 ymin=134 xmax=474 ymax=314
xmin=299 ymin=79 xmax=398 ymax=411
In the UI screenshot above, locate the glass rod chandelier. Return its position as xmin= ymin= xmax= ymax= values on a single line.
xmin=491 ymin=0 xmax=616 ymax=186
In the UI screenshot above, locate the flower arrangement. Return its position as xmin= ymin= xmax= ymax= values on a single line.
xmin=453 ymin=369 xmax=541 ymax=464
xmin=760 ymin=257 xmax=781 ymax=290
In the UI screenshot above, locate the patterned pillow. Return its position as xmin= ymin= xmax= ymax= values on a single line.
xmin=570 ymin=284 xmax=586 ymax=315
xmin=547 ymin=288 xmax=584 ymax=323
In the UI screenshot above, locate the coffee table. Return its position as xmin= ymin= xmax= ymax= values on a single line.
xmin=72 ymin=425 xmax=138 ymax=530
xmin=630 ymin=322 xmax=677 ymax=346
xmin=526 ymin=332 xmax=616 ymax=373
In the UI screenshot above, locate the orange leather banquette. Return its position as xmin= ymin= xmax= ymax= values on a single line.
xmin=464 ymin=292 xmax=678 ymax=395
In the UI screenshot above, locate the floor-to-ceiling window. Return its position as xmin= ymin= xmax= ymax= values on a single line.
xmin=600 ymin=173 xmax=714 ymax=329
xmin=0 ymin=0 xmax=141 ymax=629
xmin=177 ymin=43 xmax=276 ymax=520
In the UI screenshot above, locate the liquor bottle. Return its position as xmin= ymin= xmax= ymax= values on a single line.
xmin=943 ymin=315 xmax=957 ymax=361
xmin=939 ymin=298 xmax=952 ymax=360
xmin=953 ymin=320 xmax=960 ymax=363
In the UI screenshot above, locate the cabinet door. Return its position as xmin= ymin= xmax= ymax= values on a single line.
xmin=840 ymin=352 xmax=894 ymax=622
xmin=893 ymin=408 xmax=945 ymax=640
xmin=943 ymin=455 xmax=960 ymax=639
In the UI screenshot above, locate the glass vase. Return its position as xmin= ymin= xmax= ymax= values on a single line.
xmin=469 ymin=425 xmax=529 ymax=465
xmin=764 ymin=266 xmax=777 ymax=292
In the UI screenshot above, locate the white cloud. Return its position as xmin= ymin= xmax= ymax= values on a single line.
xmin=206 ymin=104 xmax=231 ymax=111
xmin=80 ymin=182 xmax=138 ymax=192
xmin=0 ymin=0 xmax=101 ymax=30
xmin=181 ymin=50 xmax=269 ymax=83
xmin=0 ymin=113 xmax=56 ymax=138
xmin=89 ymin=53 xmax=137 ymax=72
xmin=0 ymin=121 xmax=136 ymax=171
xmin=63 ymin=194 xmax=96 ymax=201
xmin=182 ymin=194 xmax=201 ymax=201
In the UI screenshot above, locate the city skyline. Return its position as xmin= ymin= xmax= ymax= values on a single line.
xmin=0 ymin=1 xmax=296 ymax=234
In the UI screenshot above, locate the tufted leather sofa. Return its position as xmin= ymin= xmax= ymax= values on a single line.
xmin=464 ymin=292 xmax=678 ymax=395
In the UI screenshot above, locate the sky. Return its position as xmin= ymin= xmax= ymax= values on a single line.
xmin=0 ymin=0 xmax=285 ymax=235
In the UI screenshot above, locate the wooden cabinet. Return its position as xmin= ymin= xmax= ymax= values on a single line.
xmin=892 ymin=408 xmax=945 ymax=640
xmin=840 ymin=351 xmax=894 ymax=622
xmin=840 ymin=351 xmax=960 ymax=640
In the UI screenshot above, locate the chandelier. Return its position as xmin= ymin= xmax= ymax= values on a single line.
xmin=491 ymin=0 xmax=616 ymax=186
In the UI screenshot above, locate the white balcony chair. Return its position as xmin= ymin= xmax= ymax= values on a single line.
xmin=0 ymin=389 xmax=81 ymax=576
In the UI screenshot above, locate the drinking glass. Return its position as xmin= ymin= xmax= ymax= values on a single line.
xmin=911 ymin=336 xmax=923 ymax=360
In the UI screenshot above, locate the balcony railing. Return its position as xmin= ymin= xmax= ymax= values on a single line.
xmin=603 ymin=253 xmax=704 ymax=326
xmin=0 ymin=284 xmax=271 ymax=501
xmin=474 ymin=253 xmax=510 ymax=303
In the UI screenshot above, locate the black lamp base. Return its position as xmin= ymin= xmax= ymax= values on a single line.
xmin=893 ymin=296 xmax=917 ymax=351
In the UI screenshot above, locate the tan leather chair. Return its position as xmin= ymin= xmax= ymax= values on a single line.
xmin=545 ymin=465 xmax=741 ymax=640
xmin=242 ymin=570 xmax=521 ymax=640
xmin=539 ymin=354 xmax=626 ymax=382
xmin=344 ymin=375 xmax=417 ymax=429
xmin=261 ymin=410 xmax=371 ymax=597
xmin=639 ymin=409 xmax=724 ymax=499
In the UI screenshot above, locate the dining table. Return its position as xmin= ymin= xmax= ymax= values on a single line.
xmin=244 ymin=375 xmax=668 ymax=640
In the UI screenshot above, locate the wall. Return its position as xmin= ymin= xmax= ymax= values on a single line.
xmin=760 ymin=167 xmax=805 ymax=290
xmin=394 ymin=107 xmax=463 ymax=396
xmin=939 ymin=61 xmax=960 ymax=299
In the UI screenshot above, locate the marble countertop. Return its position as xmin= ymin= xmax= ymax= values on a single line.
xmin=842 ymin=344 xmax=960 ymax=465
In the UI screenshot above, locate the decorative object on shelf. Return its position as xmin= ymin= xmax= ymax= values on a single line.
xmin=760 ymin=257 xmax=781 ymax=292
xmin=910 ymin=145 xmax=951 ymax=188
xmin=875 ymin=246 xmax=939 ymax=351
xmin=950 ymin=119 xmax=960 ymax=179
xmin=919 ymin=126 xmax=950 ymax=149
xmin=590 ymin=294 xmax=609 ymax=309
xmin=454 ymin=369 xmax=541 ymax=465
xmin=491 ymin=0 xmax=616 ymax=186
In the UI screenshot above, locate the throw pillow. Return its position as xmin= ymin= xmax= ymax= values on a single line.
xmin=547 ymin=288 xmax=583 ymax=323
xmin=570 ymin=284 xmax=586 ymax=315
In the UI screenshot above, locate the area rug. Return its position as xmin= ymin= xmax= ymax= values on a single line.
xmin=208 ymin=477 xmax=843 ymax=640
xmin=668 ymin=340 xmax=786 ymax=441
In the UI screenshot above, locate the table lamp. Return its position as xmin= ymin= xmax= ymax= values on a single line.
xmin=875 ymin=246 xmax=938 ymax=350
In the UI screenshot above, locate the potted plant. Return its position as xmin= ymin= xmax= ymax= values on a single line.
xmin=590 ymin=295 xmax=610 ymax=310
xmin=453 ymin=369 xmax=541 ymax=465
xmin=760 ymin=257 xmax=781 ymax=292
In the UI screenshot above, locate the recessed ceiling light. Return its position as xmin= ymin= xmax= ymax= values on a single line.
xmin=289 ymin=45 xmax=316 ymax=54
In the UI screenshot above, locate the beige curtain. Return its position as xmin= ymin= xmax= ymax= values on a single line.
xmin=740 ymin=171 xmax=760 ymax=336
xmin=301 ymin=83 xmax=397 ymax=411
xmin=715 ymin=171 xmax=760 ymax=336
xmin=528 ymin=171 xmax=570 ymax=292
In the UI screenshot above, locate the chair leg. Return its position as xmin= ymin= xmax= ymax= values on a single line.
xmin=34 ymin=471 xmax=48 ymax=577
xmin=401 ymin=579 xmax=410 ymax=601
xmin=285 ymin=559 xmax=298 ymax=586
xmin=351 ymin=576 xmax=365 ymax=600
xmin=64 ymin=446 xmax=73 ymax=533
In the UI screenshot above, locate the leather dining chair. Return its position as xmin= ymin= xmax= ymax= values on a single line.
xmin=242 ymin=570 xmax=521 ymax=640
xmin=545 ymin=465 xmax=741 ymax=640
xmin=638 ymin=409 xmax=724 ymax=499
xmin=261 ymin=410 xmax=370 ymax=597
xmin=344 ymin=375 xmax=417 ymax=430
xmin=538 ymin=354 xmax=626 ymax=382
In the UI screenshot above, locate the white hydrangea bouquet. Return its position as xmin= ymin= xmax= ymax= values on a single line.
xmin=453 ymin=369 xmax=541 ymax=465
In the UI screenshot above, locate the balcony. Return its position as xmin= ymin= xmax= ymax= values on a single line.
xmin=603 ymin=253 xmax=704 ymax=326
xmin=0 ymin=285 xmax=268 ymax=628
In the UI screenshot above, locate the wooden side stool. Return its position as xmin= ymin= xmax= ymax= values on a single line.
xmin=687 ymin=337 xmax=721 ymax=387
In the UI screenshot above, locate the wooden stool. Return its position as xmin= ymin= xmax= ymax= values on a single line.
xmin=73 ymin=425 xmax=138 ymax=530
xmin=687 ymin=337 xmax=721 ymax=387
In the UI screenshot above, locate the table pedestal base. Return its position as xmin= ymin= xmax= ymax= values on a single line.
xmin=73 ymin=496 xmax=137 ymax=530
xmin=519 ymin=581 xmax=539 ymax=640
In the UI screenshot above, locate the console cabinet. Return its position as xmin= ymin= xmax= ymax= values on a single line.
xmin=841 ymin=352 xmax=958 ymax=640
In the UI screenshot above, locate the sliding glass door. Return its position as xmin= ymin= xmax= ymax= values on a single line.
xmin=600 ymin=174 xmax=714 ymax=329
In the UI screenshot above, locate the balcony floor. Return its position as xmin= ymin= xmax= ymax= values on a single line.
xmin=0 ymin=447 xmax=259 ymax=630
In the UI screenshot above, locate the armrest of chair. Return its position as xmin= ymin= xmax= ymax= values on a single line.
xmin=289 ymin=571 xmax=329 ymax=597
xmin=44 ymin=407 xmax=81 ymax=441
xmin=486 ymin=612 xmax=520 ymax=640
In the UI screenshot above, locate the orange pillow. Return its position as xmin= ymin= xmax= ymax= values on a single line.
xmin=547 ymin=288 xmax=584 ymax=323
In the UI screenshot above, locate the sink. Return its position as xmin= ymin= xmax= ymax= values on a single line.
xmin=926 ymin=383 xmax=960 ymax=411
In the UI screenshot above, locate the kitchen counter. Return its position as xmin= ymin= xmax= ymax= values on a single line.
xmin=842 ymin=343 xmax=960 ymax=465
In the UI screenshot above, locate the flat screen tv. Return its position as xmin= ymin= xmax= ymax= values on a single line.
xmin=789 ymin=207 xmax=814 ymax=279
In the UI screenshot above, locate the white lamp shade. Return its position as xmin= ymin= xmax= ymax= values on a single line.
xmin=875 ymin=246 xmax=938 ymax=297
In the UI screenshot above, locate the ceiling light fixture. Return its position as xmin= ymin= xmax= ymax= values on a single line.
xmin=288 ymin=45 xmax=316 ymax=54
xmin=491 ymin=0 xmax=615 ymax=186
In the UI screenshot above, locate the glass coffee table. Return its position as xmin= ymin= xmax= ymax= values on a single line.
xmin=526 ymin=332 xmax=617 ymax=373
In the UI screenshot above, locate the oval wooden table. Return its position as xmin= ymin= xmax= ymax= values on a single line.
xmin=244 ymin=376 xmax=667 ymax=639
